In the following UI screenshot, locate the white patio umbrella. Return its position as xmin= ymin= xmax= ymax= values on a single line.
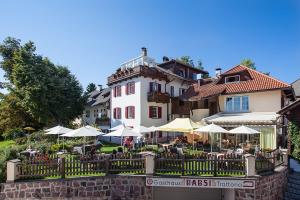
xmin=104 ymin=126 xmax=142 ymax=146
xmin=61 ymin=127 xmax=104 ymax=154
xmin=61 ymin=127 xmax=104 ymax=137
xmin=45 ymin=126 xmax=73 ymax=144
xmin=109 ymin=124 xmax=126 ymax=131
xmin=229 ymin=125 xmax=261 ymax=147
xmin=132 ymin=125 xmax=152 ymax=133
xmin=195 ymin=123 xmax=229 ymax=152
xmin=85 ymin=125 xmax=101 ymax=131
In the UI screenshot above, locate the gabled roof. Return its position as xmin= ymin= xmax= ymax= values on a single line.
xmin=182 ymin=65 xmax=291 ymax=101
xmin=158 ymin=59 xmax=209 ymax=74
xmin=86 ymin=88 xmax=110 ymax=107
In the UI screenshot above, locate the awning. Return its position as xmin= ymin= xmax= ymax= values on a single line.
xmin=202 ymin=112 xmax=279 ymax=126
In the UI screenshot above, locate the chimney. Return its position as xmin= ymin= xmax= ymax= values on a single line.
xmin=215 ymin=67 xmax=222 ymax=77
xmin=141 ymin=47 xmax=147 ymax=56
xmin=162 ymin=56 xmax=169 ymax=62
xmin=98 ymin=84 xmax=103 ymax=91
xmin=197 ymin=74 xmax=202 ymax=87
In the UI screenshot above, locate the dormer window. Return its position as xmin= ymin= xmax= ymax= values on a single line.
xmin=225 ymin=75 xmax=240 ymax=83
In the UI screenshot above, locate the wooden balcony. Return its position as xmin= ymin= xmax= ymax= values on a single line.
xmin=107 ymin=65 xmax=168 ymax=86
xmin=171 ymin=97 xmax=190 ymax=115
xmin=147 ymin=92 xmax=170 ymax=104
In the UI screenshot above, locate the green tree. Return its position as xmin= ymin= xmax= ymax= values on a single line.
xmin=86 ymin=83 xmax=97 ymax=94
xmin=0 ymin=37 xmax=85 ymax=128
xmin=240 ymin=59 xmax=256 ymax=70
xmin=178 ymin=56 xmax=194 ymax=66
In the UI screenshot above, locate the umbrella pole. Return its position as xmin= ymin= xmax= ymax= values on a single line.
xmin=210 ymin=133 xmax=212 ymax=153
xmin=193 ymin=132 xmax=194 ymax=151
xmin=220 ymin=133 xmax=222 ymax=151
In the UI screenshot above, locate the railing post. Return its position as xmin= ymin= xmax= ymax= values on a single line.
xmin=6 ymin=159 xmax=21 ymax=182
xmin=245 ymin=154 xmax=256 ymax=176
xmin=214 ymin=155 xmax=217 ymax=176
xmin=181 ymin=156 xmax=185 ymax=176
xmin=105 ymin=155 xmax=110 ymax=175
xmin=280 ymin=149 xmax=288 ymax=166
xmin=60 ymin=157 xmax=65 ymax=179
xmin=145 ymin=153 xmax=155 ymax=175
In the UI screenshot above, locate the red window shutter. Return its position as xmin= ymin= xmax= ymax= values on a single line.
xmin=125 ymin=84 xmax=128 ymax=95
xmin=125 ymin=107 xmax=128 ymax=119
xmin=149 ymin=106 xmax=152 ymax=118
xmin=118 ymin=108 xmax=121 ymax=119
xmin=119 ymin=86 xmax=122 ymax=97
xmin=113 ymin=108 xmax=116 ymax=119
xmin=132 ymin=82 xmax=135 ymax=94
xmin=113 ymin=87 xmax=116 ymax=97
xmin=158 ymin=107 xmax=162 ymax=118
xmin=132 ymin=106 xmax=135 ymax=119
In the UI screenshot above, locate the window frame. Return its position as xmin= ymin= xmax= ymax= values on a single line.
xmin=126 ymin=82 xmax=135 ymax=95
xmin=114 ymin=85 xmax=122 ymax=97
xmin=225 ymin=75 xmax=240 ymax=84
xmin=126 ymin=106 xmax=135 ymax=119
xmin=225 ymin=96 xmax=249 ymax=112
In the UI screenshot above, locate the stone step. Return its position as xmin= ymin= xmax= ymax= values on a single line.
xmin=285 ymin=192 xmax=300 ymax=200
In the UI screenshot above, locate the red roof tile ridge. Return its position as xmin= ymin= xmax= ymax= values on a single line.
xmin=239 ymin=64 xmax=290 ymax=87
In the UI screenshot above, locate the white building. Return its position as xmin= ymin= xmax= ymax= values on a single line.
xmin=82 ymin=87 xmax=111 ymax=129
xmin=107 ymin=48 xmax=208 ymax=129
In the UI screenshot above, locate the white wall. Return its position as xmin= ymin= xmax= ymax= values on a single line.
xmin=190 ymin=109 xmax=209 ymax=122
xmin=219 ymin=90 xmax=282 ymax=112
xmin=110 ymin=75 xmax=191 ymax=128
xmin=110 ymin=77 xmax=142 ymax=128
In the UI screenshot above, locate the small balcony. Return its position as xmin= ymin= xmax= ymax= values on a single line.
xmin=171 ymin=97 xmax=190 ymax=115
xmin=147 ymin=92 xmax=170 ymax=104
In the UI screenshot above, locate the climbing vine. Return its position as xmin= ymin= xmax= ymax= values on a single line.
xmin=288 ymin=121 xmax=300 ymax=160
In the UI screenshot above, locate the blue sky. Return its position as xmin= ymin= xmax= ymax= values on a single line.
xmin=0 ymin=0 xmax=299 ymax=92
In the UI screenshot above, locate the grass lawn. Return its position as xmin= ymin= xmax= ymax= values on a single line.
xmin=0 ymin=140 xmax=15 ymax=150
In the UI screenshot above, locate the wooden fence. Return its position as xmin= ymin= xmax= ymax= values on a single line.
xmin=155 ymin=153 xmax=246 ymax=176
xmin=17 ymin=152 xmax=283 ymax=180
xmin=255 ymin=150 xmax=283 ymax=174
xmin=17 ymin=153 xmax=145 ymax=179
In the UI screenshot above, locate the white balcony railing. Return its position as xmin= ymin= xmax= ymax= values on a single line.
xmin=120 ymin=55 xmax=156 ymax=70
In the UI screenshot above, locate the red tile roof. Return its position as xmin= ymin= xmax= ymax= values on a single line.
xmin=183 ymin=65 xmax=290 ymax=101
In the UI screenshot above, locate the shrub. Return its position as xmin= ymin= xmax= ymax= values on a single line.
xmin=2 ymin=128 xmax=25 ymax=140
xmin=15 ymin=137 xmax=27 ymax=145
xmin=0 ymin=145 xmax=26 ymax=182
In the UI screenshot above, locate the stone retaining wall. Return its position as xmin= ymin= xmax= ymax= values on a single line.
xmin=235 ymin=166 xmax=288 ymax=200
xmin=0 ymin=175 xmax=152 ymax=200
xmin=0 ymin=167 xmax=288 ymax=200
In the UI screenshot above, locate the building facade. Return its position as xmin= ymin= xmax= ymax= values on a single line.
xmin=82 ymin=87 xmax=111 ymax=129
xmin=108 ymin=48 xmax=208 ymax=128
xmin=183 ymin=65 xmax=294 ymax=150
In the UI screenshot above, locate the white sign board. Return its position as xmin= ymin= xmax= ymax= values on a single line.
xmin=146 ymin=177 xmax=255 ymax=189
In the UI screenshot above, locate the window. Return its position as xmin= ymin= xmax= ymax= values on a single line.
xmin=225 ymin=75 xmax=240 ymax=83
xmin=126 ymin=82 xmax=135 ymax=95
xmin=149 ymin=106 xmax=162 ymax=119
xmin=125 ymin=106 xmax=135 ymax=119
xmin=113 ymin=107 xmax=121 ymax=119
xmin=158 ymin=131 xmax=163 ymax=138
xmin=149 ymin=82 xmax=161 ymax=92
xmin=114 ymin=85 xmax=122 ymax=97
xmin=225 ymin=96 xmax=249 ymax=112
xmin=85 ymin=110 xmax=90 ymax=118
xmin=179 ymin=88 xmax=186 ymax=96
xmin=170 ymin=86 xmax=174 ymax=97
xmin=178 ymin=70 xmax=184 ymax=77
